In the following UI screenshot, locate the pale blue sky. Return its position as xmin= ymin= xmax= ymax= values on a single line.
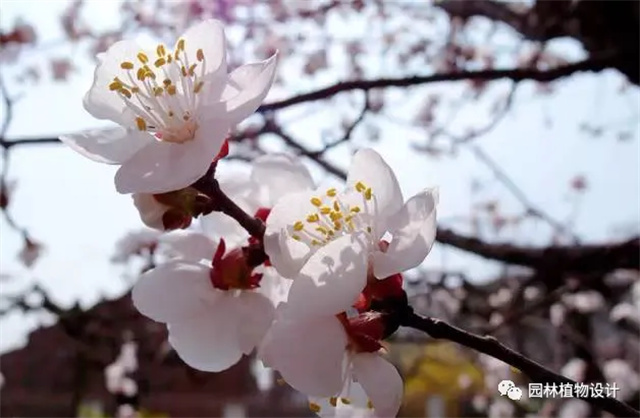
xmin=1 ymin=0 xmax=638 ymax=353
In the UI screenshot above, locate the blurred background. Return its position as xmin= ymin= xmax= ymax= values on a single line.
xmin=0 ymin=0 xmax=638 ymax=417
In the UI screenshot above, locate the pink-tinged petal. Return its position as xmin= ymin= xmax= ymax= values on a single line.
xmin=114 ymin=121 xmax=227 ymax=194
xmin=159 ymin=230 xmax=217 ymax=263
xmin=60 ymin=127 xmax=153 ymax=164
xmin=353 ymin=354 xmax=404 ymax=418
xmin=132 ymin=261 xmax=216 ymax=323
xmin=221 ymin=53 xmax=278 ymax=124
xmin=251 ymin=154 xmax=315 ymax=206
xmin=132 ymin=193 xmax=168 ymax=230
xmin=231 ymin=292 xmax=276 ymax=354
xmin=259 ymin=315 xmax=347 ymax=397
xmin=346 ymin=149 xmax=403 ymax=225
xmin=167 ymin=293 xmax=243 ymax=372
xmin=180 ymin=19 xmax=227 ymax=78
xmin=287 ymin=233 xmax=369 ymax=318
xmin=372 ymin=189 xmax=437 ymax=278
xmin=264 ymin=189 xmax=320 ymax=277
xmin=83 ymin=40 xmax=144 ymax=124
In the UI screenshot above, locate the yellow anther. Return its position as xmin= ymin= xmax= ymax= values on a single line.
xmin=163 ymin=79 xmax=172 ymax=86
xmin=136 ymin=67 xmax=146 ymax=81
xmin=326 ymin=188 xmax=337 ymax=197
xmin=311 ymin=239 xmax=321 ymax=246
xmin=309 ymin=402 xmax=321 ymax=413
xmin=330 ymin=212 xmax=342 ymax=222
xmin=176 ymin=38 xmax=185 ymax=51
xmin=196 ymin=48 xmax=204 ymax=61
xmin=293 ymin=221 xmax=304 ymax=231
xmin=320 ymin=206 xmax=331 ymax=214
xmin=316 ymin=227 xmax=328 ymax=235
xmin=329 ymin=397 xmax=338 ymax=407
xmin=181 ymin=66 xmax=188 ymax=77
xmin=166 ymin=85 xmax=177 ymax=96
xmin=137 ymin=52 xmax=149 ymax=64
xmin=188 ymin=63 xmax=197 ymax=76
xmin=350 ymin=206 xmax=361 ymax=213
xmin=119 ymin=88 xmax=132 ymax=99
xmin=345 ymin=215 xmax=353 ymax=223
xmin=327 ymin=230 xmax=335 ymax=236
xmin=334 ymin=221 xmax=342 ymax=230
xmin=333 ymin=201 xmax=341 ymax=212
xmin=154 ymin=57 xmax=166 ymax=67
xmin=292 ymin=235 xmax=301 ymax=241
xmin=156 ymin=44 xmax=166 ymax=57
xmin=167 ymin=54 xmax=173 ymax=63
xmin=366 ymin=226 xmax=372 ymax=233
xmin=193 ymin=81 xmax=204 ymax=94
xmin=120 ymin=61 xmax=134 ymax=70
xmin=306 ymin=213 xmax=320 ymax=223
xmin=367 ymin=400 xmax=374 ymax=409
xmin=365 ymin=188 xmax=372 ymax=200
xmin=355 ymin=181 xmax=367 ymax=192
xmin=153 ymin=87 xmax=163 ymax=96
xmin=310 ymin=197 xmax=322 ymax=207
xmin=108 ymin=80 xmax=122 ymax=91
xmin=135 ymin=117 xmax=147 ymax=131
xmin=340 ymin=398 xmax=351 ymax=405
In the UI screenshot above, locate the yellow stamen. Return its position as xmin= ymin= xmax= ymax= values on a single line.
xmin=365 ymin=188 xmax=372 ymax=200
xmin=320 ymin=206 xmax=331 ymax=214
xmin=340 ymin=398 xmax=351 ymax=405
xmin=311 ymin=197 xmax=322 ymax=207
xmin=166 ymin=85 xmax=177 ymax=95
xmin=196 ymin=48 xmax=204 ymax=61
xmin=188 ymin=63 xmax=197 ymax=76
xmin=153 ymin=87 xmax=163 ymax=96
xmin=167 ymin=54 xmax=173 ymax=63
xmin=163 ymin=79 xmax=172 ymax=86
xmin=154 ymin=57 xmax=166 ymax=67
xmin=119 ymin=88 xmax=132 ymax=99
xmin=109 ymin=80 xmax=122 ymax=91
xmin=176 ymin=38 xmax=185 ymax=51
xmin=350 ymin=206 xmax=361 ymax=213
xmin=333 ymin=201 xmax=341 ymax=212
xmin=193 ymin=81 xmax=204 ymax=94
xmin=367 ymin=400 xmax=374 ymax=409
xmin=136 ymin=67 xmax=146 ymax=81
xmin=137 ymin=52 xmax=149 ymax=64
xmin=326 ymin=188 xmax=337 ymax=197
xmin=156 ymin=44 xmax=166 ymax=57
xmin=311 ymin=239 xmax=321 ymax=246
xmin=309 ymin=402 xmax=321 ymax=413
xmin=292 ymin=235 xmax=301 ymax=241
xmin=355 ymin=181 xmax=366 ymax=192
xmin=330 ymin=212 xmax=342 ymax=221
xmin=181 ymin=66 xmax=188 ymax=77
xmin=131 ymin=87 xmax=140 ymax=93
xmin=293 ymin=221 xmax=304 ymax=231
xmin=135 ymin=117 xmax=147 ymax=131
xmin=120 ymin=61 xmax=134 ymax=70
xmin=329 ymin=397 xmax=338 ymax=407
xmin=306 ymin=214 xmax=320 ymax=223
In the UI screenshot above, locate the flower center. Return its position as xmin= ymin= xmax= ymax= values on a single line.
xmin=290 ymin=181 xmax=375 ymax=247
xmin=108 ymin=39 xmax=208 ymax=144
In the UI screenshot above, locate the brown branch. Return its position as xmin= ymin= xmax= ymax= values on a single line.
xmin=258 ymin=57 xmax=616 ymax=113
xmin=402 ymin=310 xmax=640 ymax=418
xmin=437 ymin=229 xmax=639 ymax=273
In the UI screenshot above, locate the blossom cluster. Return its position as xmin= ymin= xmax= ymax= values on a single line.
xmin=60 ymin=20 xmax=438 ymax=418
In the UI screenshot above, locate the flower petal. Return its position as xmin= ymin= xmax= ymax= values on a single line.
xmin=221 ymin=53 xmax=278 ymax=124
xmin=132 ymin=193 xmax=168 ymax=230
xmin=346 ymin=149 xmax=403 ymax=228
xmin=251 ymin=153 xmax=315 ymax=206
xmin=353 ymin=353 xmax=404 ymax=418
xmin=181 ymin=19 xmax=226 ymax=77
xmin=83 ymin=40 xmax=144 ymax=124
xmin=132 ymin=261 xmax=215 ymax=323
xmin=114 ymin=120 xmax=228 ymax=194
xmin=159 ymin=230 xmax=217 ymax=263
xmin=287 ymin=233 xmax=369 ymax=318
xmin=60 ymin=127 xmax=154 ymax=164
xmin=259 ymin=315 xmax=347 ymax=397
xmin=258 ymin=268 xmax=292 ymax=307
xmin=372 ymin=189 xmax=437 ymax=278
xmin=167 ymin=293 xmax=243 ymax=372
xmin=231 ymin=292 xmax=276 ymax=355
xmin=264 ymin=189 xmax=320 ymax=278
